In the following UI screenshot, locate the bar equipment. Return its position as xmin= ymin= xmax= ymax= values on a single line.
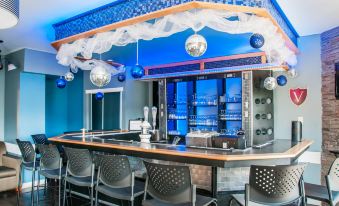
xmin=140 ymin=106 xmax=152 ymax=143
xmin=150 ymin=106 xmax=161 ymax=142
xmin=291 ymin=121 xmax=302 ymax=142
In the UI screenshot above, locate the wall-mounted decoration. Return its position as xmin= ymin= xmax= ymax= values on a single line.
xmin=277 ymin=75 xmax=287 ymax=86
xmin=56 ymin=77 xmax=67 ymax=89
xmin=95 ymin=92 xmax=104 ymax=101
xmin=64 ymin=71 xmax=74 ymax=82
xmin=290 ymin=88 xmax=307 ymax=106
xmin=250 ymin=33 xmax=265 ymax=49
xmin=117 ymin=73 xmax=126 ymax=82
xmin=185 ymin=33 xmax=207 ymax=57
xmin=264 ymin=76 xmax=277 ymax=90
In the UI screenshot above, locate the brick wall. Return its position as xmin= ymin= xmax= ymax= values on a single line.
xmin=321 ymin=26 xmax=339 ymax=181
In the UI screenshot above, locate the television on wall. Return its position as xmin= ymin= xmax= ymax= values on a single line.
xmin=336 ymin=62 xmax=339 ymax=99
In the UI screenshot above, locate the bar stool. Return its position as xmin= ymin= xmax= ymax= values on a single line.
xmin=36 ymin=144 xmax=65 ymax=206
xmin=94 ymin=154 xmax=145 ymax=206
xmin=305 ymin=157 xmax=339 ymax=206
xmin=63 ymin=147 xmax=96 ymax=206
xmin=143 ymin=161 xmax=217 ymax=206
xmin=230 ymin=163 xmax=307 ymax=206
xmin=16 ymin=139 xmax=40 ymax=206
xmin=31 ymin=134 xmax=50 ymax=146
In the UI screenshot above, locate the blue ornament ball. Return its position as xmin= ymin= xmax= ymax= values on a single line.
xmin=95 ymin=92 xmax=104 ymax=101
xmin=277 ymin=75 xmax=288 ymax=86
xmin=250 ymin=33 xmax=265 ymax=49
xmin=56 ymin=77 xmax=67 ymax=89
xmin=131 ymin=64 xmax=144 ymax=79
xmin=117 ymin=73 xmax=126 ymax=82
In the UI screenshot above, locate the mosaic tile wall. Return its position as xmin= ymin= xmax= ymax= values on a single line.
xmin=53 ymin=0 xmax=297 ymax=45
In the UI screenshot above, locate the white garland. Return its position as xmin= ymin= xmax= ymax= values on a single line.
xmin=56 ymin=9 xmax=297 ymax=69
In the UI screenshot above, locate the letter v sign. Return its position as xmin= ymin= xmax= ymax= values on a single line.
xmin=290 ymin=88 xmax=307 ymax=106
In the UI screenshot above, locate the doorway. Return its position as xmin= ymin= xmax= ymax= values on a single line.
xmin=86 ymin=87 xmax=123 ymax=131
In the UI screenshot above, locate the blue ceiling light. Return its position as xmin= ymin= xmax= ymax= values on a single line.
xmin=56 ymin=77 xmax=67 ymax=89
xmin=250 ymin=33 xmax=265 ymax=49
xmin=277 ymin=75 xmax=287 ymax=86
xmin=0 ymin=0 xmax=19 ymax=29
xmin=95 ymin=92 xmax=104 ymax=101
xmin=117 ymin=73 xmax=126 ymax=82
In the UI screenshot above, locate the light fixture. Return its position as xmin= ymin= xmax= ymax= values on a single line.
xmin=0 ymin=0 xmax=19 ymax=29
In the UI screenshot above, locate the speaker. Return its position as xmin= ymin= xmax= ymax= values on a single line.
xmin=291 ymin=121 xmax=302 ymax=142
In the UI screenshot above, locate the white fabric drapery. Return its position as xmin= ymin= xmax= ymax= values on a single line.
xmin=56 ymin=9 xmax=297 ymax=70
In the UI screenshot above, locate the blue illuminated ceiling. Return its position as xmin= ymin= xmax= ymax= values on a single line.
xmin=53 ymin=0 xmax=298 ymax=45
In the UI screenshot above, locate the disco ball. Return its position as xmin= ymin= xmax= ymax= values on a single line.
xmin=287 ymin=68 xmax=298 ymax=79
xmin=90 ymin=66 xmax=111 ymax=87
xmin=117 ymin=73 xmax=126 ymax=82
xmin=250 ymin=33 xmax=265 ymax=49
xmin=56 ymin=77 xmax=67 ymax=89
xmin=64 ymin=72 xmax=74 ymax=82
xmin=185 ymin=34 xmax=207 ymax=57
xmin=95 ymin=92 xmax=104 ymax=101
xmin=131 ymin=65 xmax=145 ymax=79
xmin=264 ymin=77 xmax=277 ymax=90
xmin=277 ymin=75 xmax=287 ymax=86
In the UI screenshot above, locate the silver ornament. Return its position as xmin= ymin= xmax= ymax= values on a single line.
xmin=185 ymin=34 xmax=207 ymax=57
xmin=264 ymin=77 xmax=277 ymax=90
xmin=90 ymin=66 xmax=111 ymax=87
xmin=64 ymin=72 xmax=74 ymax=82
xmin=287 ymin=68 xmax=298 ymax=79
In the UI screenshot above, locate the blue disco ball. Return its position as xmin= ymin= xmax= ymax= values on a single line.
xmin=56 ymin=78 xmax=67 ymax=89
xmin=277 ymin=75 xmax=288 ymax=86
xmin=131 ymin=65 xmax=144 ymax=79
xmin=117 ymin=73 xmax=126 ymax=82
xmin=250 ymin=33 xmax=265 ymax=49
xmin=95 ymin=92 xmax=104 ymax=101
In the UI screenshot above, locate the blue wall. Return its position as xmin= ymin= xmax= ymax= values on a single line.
xmin=19 ymin=73 xmax=46 ymax=140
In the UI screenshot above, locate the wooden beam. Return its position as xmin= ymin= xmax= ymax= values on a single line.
xmin=51 ymin=1 xmax=298 ymax=53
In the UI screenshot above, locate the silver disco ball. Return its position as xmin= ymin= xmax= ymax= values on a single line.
xmin=64 ymin=72 xmax=74 ymax=82
xmin=90 ymin=66 xmax=111 ymax=87
xmin=264 ymin=77 xmax=277 ymax=90
xmin=185 ymin=34 xmax=207 ymax=57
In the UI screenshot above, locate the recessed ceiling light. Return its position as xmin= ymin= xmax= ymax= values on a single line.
xmin=0 ymin=0 xmax=19 ymax=29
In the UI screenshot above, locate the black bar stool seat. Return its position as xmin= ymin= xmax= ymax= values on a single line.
xmin=96 ymin=179 xmax=144 ymax=201
xmin=143 ymin=194 xmax=215 ymax=206
xmin=305 ymin=183 xmax=339 ymax=203
xmin=65 ymin=175 xmax=97 ymax=187
xmin=40 ymin=167 xmax=66 ymax=179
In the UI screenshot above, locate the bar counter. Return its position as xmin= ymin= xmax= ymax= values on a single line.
xmin=49 ymin=131 xmax=312 ymax=196
xmin=49 ymin=131 xmax=312 ymax=168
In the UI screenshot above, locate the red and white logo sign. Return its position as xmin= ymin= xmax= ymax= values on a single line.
xmin=290 ymin=88 xmax=307 ymax=106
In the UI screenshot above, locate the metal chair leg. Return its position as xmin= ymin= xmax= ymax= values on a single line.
xmin=31 ymin=169 xmax=35 ymax=206
xmin=95 ymin=187 xmax=99 ymax=206
xmin=59 ymin=178 xmax=62 ymax=206
xmin=90 ymin=187 xmax=94 ymax=206
xmin=131 ymin=200 xmax=134 ymax=206
xmin=37 ymin=171 xmax=40 ymax=206
xmin=63 ymin=180 xmax=67 ymax=206
xmin=44 ymin=178 xmax=47 ymax=196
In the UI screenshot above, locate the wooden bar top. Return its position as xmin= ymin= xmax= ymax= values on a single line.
xmin=49 ymin=131 xmax=313 ymax=167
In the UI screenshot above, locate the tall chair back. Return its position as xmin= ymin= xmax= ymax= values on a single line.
xmin=247 ymin=164 xmax=306 ymax=205
xmin=326 ymin=158 xmax=339 ymax=205
xmin=143 ymin=161 xmax=192 ymax=204
xmin=16 ymin=139 xmax=35 ymax=164
xmin=96 ymin=154 xmax=133 ymax=188
xmin=37 ymin=144 xmax=61 ymax=170
xmin=64 ymin=147 xmax=92 ymax=177
xmin=31 ymin=134 xmax=49 ymax=145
